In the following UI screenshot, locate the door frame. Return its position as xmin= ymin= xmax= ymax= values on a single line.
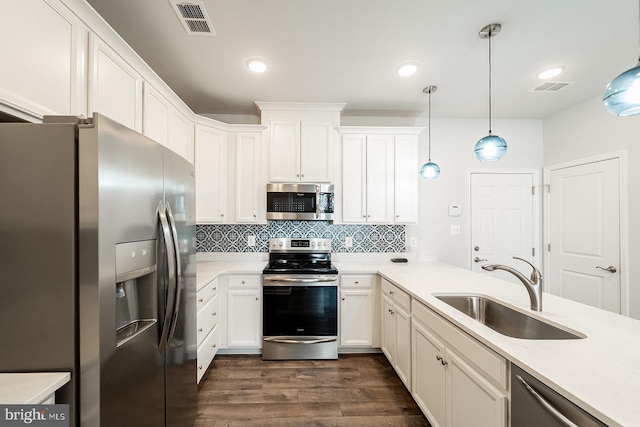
xmin=543 ymin=150 xmax=629 ymax=315
xmin=466 ymin=168 xmax=542 ymax=270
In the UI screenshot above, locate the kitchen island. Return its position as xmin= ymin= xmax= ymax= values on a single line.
xmin=197 ymin=259 xmax=640 ymax=426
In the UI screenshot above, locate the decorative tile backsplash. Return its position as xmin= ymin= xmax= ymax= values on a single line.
xmin=196 ymin=221 xmax=405 ymax=253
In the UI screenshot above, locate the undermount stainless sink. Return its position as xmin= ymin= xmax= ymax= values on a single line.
xmin=433 ymin=294 xmax=585 ymax=340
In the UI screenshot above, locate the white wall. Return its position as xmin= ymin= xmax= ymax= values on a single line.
xmin=543 ymin=96 xmax=640 ymax=318
xmin=341 ymin=115 xmax=544 ymax=267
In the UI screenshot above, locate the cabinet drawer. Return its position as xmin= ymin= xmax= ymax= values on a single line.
xmin=197 ymin=294 xmax=218 ymax=347
xmin=228 ymin=275 xmax=260 ymax=289
xmin=197 ymin=277 xmax=218 ymax=311
xmin=412 ymin=299 xmax=507 ymax=389
xmin=341 ymin=275 xmax=374 ymax=289
xmin=197 ymin=324 xmax=218 ymax=383
xmin=381 ymin=278 xmax=410 ymax=311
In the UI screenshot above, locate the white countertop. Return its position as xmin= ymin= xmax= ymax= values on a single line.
xmin=0 ymin=372 xmax=70 ymax=404
xmin=197 ymin=259 xmax=640 ymax=426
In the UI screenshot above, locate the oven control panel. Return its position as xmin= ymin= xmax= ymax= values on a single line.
xmin=268 ymin=238 xmax=331 ymax=252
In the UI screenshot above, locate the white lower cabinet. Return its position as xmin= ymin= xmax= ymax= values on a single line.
xmin=339 ymin=274 xmax=379 ymax=348
xmin=380 ymin=278 xmax=411 ymax=390
xmin=226 ymin=275 xmax=262 ymax=348
xmin=411 ymin=299 xmax=508 ymax=427
xmin=196 ymin=278 xmax=220 ymax=383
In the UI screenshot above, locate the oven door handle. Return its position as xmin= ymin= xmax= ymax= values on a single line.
xmin=262 ymin=276 xmax=338 ymax=283
xmin=264 ymin=337 xmax=337 ymax=345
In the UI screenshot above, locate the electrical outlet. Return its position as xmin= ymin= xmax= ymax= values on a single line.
xmin=247 ymin=235 xmax=256 ymax=246
xmin=345 ymin=236 xmax=353 ymax=248
xmin=409 ymin=237 xmax=418 ymax=247
xmin=451 ymin=225 xmax=461 ymax=235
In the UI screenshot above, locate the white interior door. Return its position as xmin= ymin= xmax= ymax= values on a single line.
xmin=470 ymin=173 xmax=536 ymax=276
xmin=547 ymin=158 xmax=621 ymax=313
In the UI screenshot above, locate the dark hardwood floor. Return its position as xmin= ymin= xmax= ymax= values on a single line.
xmin=196 ymin=354 xmax=431 ymax=426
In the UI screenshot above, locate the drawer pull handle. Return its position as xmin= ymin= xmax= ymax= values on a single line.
xmin=213 ymin=287 xmax=217 ymax=291
xmin=342 ymin=297 xmax=345 ymax=301
xmin=355 ymin=281 xmax=359 ymax=284
xmin=436 ymin=355 xmax=447 ymax=366
xmin=198 ymin=298 xmax=204 ymax=303
xmin=198 ymin=365 xmax=203 ymax=370
xmin=198 ymin=328 xmax=203 ymax=332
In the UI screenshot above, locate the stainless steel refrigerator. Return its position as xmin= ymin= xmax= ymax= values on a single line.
xmin=0 ymin=114 xmax=197 ymax=426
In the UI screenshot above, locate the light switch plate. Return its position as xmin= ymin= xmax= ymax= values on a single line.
xmin=247 ymin=235 xmax=256 ymax=246
xmin=448 ymin=204 xmax=461 ymax=217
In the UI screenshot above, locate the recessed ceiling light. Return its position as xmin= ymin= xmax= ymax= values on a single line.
xmin=537 ymin=66 xmax=565 ymax=80
xmin=397 ymin=62 xmax=419 ymax=77
xmin=246 ymin=58 xmax=269 ymax=73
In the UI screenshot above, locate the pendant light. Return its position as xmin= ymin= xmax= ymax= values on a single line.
xmin=603 ymin=0 xmax=640 ymax=116
xmin=474 ymin=23 xmax=507 ymax=162
xmin=419 ymin=85 xmax=441 ymax=180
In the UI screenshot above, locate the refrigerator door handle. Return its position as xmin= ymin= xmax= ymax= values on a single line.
xmin=165 ymin=202 xmax=182 ymax=345
xmin=158 ymin=201 xmax=177 ymax=353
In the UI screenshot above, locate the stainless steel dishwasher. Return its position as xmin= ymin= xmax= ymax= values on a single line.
xmin=511 ymin=364 xmax=608 ymax=427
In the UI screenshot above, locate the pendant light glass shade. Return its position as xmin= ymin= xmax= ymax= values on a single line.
xmin=419 ymin=162 xmax=441 ymax=179
xmin=474 ymin=133 xmax=508 ymax=162
xmin=603 ymin=61 xmax=640 ymax=116
xmin=420 ymin=85 xmax=440 ymax=180
xmin=475 ymin=23 xmax=507 ymax=162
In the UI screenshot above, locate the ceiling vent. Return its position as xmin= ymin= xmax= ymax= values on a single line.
xmin=169 ymin=0 xmax=216 ymax=36
xmin=529 ymin=81 xmax=574 ymax=93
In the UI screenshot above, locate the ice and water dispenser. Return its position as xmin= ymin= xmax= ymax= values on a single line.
xmin=115 ymin=240 xmax=157 ymax=347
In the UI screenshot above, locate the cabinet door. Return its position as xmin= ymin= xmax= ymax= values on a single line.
xmin=169 ymin=109 xmax=194 ymax=163
xmin=381 ymin=295 xmax=395 ymax=362
xmin=366 ymin=134 xmax=394 ymax=223
xmin=142 ymin=83 xmax=170 ymax=147
xmin=394 ymin=134 xmax=419 ymax=223
xmin=300 ymin=121 xmax=333 ymax=182
xmin=236 ymin=132 xmax=264 ymax=223
xmin=412 ymin=319 xmax=446 ymax=427
xmin=341 ymin=134 xmax=367 ymax=223
xmin=227 ymin=289 xmax=261 ymax=347
xmin=195 ymin=125 xmax=227 ymax=223
xmin=394 ymin=304 xmax=412 ymax=390
xmin=89 ymin=34 xmax=142 ymax=131
xmin=339 ymin=289 xmax=373 ymax=347
xmin=269 ymin=121 xmax=300 ymax=182
xmin=0 ymin=0 xmax=81 ymax=119
xmin=447 ymin=351 xmax=507 ymax=427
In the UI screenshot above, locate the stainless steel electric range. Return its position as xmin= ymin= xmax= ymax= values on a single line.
xmin=262 ymin=238 xmax=338 ymax=360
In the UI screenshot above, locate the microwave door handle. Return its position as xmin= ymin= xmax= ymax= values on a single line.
xmin=165 ymin=202 xmax=182 ymax=345
xmin=157 ymin=201 xmax=176 ymax=353
xmin=315 ymin=185 xmax=320 ymax=219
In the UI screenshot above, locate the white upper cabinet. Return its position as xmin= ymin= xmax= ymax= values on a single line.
xmin=89 ymin=33 xmax=143 ymax=132
xmin=235 ymin=131 xmax=266 ymax=223
xmin=0 ymin=0 xmax=84 ymax=120
xmin=341 ymin=133 xmax=394 ymax=223
xmin=256 ymin=102 xmax=344 ymax=184
xmin=394 ymin=134 xmax=419 ymax=223
xmin=268 ymin=120 xmax=333 ymax=183
xmin=170 ymin=109 xmax=194 ymax=162
xmin=143 ymin=82 xmax=194 ymax=162
xmin=195 ymin=124 xmax=228 ymax=224
xmin=340 ymin=127 xmax=423 ymax=224
xmin=142 ymin=82 xmax=170 ymax=146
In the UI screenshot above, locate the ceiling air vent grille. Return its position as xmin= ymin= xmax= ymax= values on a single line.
xmin=529 ymin=81 xmax=574 ymax=93
xmin=169 ymin=0 xmax=216 ymax=36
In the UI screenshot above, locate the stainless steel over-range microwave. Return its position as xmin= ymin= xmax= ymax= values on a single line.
xmin=266 ymin=183 xmax=334 ymax=221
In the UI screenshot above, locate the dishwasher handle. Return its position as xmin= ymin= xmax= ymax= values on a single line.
xmin=515 ymin=374 xmax=578 ymax=427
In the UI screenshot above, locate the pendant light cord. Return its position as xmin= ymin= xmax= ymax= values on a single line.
xmin=488 ymin=27 xmax=493 ymax=135
xmin=428 ymin=91 xmax=432 ymax=161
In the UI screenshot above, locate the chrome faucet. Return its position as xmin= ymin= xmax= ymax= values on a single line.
xmin=482 ymin=257 xmax=543 ymax=311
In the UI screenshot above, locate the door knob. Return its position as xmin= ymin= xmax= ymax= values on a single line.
xmin=596 ymin=265 xmax=617 ymax=273
xmin=474 ymin=257 xmax=488 ymax=263
xmin=474 ymin=246 xmax=480 ymax=251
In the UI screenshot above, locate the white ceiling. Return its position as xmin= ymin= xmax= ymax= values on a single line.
xmin=84 ymin=0 xmax=638 ymax=120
